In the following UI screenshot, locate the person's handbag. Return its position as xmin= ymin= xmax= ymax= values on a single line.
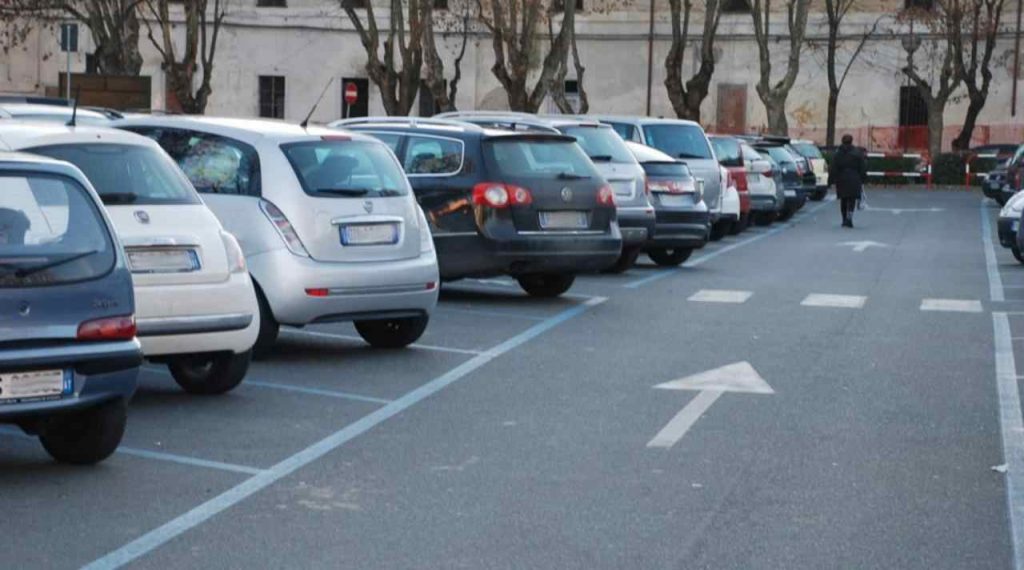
xmin=858 ymin=190 xmax=868 ymax=210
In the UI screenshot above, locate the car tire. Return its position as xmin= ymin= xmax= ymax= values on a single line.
xmin=168 ymin=350 xmax=253 ymax=395
xmin=810 ymin=190 xmax=828 ymax=201
xmin=729 ymin=214 xmax=749 ymax=235
xmin=604 ymin=246 xmax=642 ymax=274
xmin=753 ymin=212 xmax=774 ymax=226
xmin=252 ymin=286 xmax=279 ymax=358
xmin=355 ymin=315 xmax=429 ymax=348
xmin=709 ymin=221 xmax=731 ymax=241
xmin=647 ymin=248 xmax=693 ymax=266
xmin=1014 ymin=247 xmax=1024 ymax=264
xmin=516 ymin=274 xmax=576 ymax=298
xmin=39 ymin=399 xmax=127 ymax=465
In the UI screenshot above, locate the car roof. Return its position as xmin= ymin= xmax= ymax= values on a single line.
xmin=115 ymin=115 xmax=384 ymax=145
xmin=590 ymin=115 xmax=703 ymax=129
xmin=336 ymin=117 xmax=576 ymax=142
xmin=0 ymin=103 xmax=110 ymax=122
xmin=624 ymin=141 xmax=676 ymax=163
xmin=437 ymin=111 xmax=606 ymax=130
xmin=0 ymin=122 xmax=164 ymax=152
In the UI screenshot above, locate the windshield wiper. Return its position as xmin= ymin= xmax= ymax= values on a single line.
xmin=99 ymin=192 xmax=138 ymax=205
xmin=0 ymin=250 xmax=99 ymax=279
xmin=676 ymin=152 xmax=704 ymax=159
xmin=556 ymin=172 xmax=590 ymax=180
xmin=589 ymin=154 xmax=614 ymax=162
xmin=313 ymin=188 xmax=369 ymax=196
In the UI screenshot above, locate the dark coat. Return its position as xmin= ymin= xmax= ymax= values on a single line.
xmin=829 ymin=144 xmax=866 ymax=199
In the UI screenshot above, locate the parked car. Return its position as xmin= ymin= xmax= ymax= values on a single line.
xmin=720 ymin=165 xmax=741 ymax=236
xmin=0 ymin=152 xmax=141 ymax=464
xmin=595 ymin=116 xmax=726 ymax=236
xmin=116 ymin=116 xmax=440 ymax=351
xmin=1 ymin=123 xmax=259 ymax=393
xmin=750 ymin=143 xmax=806 ymax=221
xmin=1000 ymin=191 xmax=1024 ymax=263
xmin=333 ymin=117 xmax=622 ymax=296
xmin=985 ymin=162 xmax=1011 ymax=206
xmin=789 ymin=139 xmax=829 ymax=201
xmin=739 ymin=140 xmax=783 ymax=225
xmin=709 ymin=135 xmax=751 ymax=235
xmin=972 ymin=144 xmax=1019 ymax=162
xmin=624 ymin=141 xmax=709 ymax=265
xmin=997 ymin=145 xmax=1024 ymax=205
xmin=0 ymin=102 xmax=112 ymax=126
xmin=437 ymin=111 xmax=656 ymax=272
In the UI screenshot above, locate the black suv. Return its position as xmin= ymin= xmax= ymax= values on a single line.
xmin=332 ymin=118 xmax=623 ymax=297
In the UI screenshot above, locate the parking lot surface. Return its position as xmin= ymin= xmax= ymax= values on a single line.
xmin=2 ymin=188 xmax=1019 ymax=569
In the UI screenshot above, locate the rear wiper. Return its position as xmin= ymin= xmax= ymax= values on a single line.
xmin=556 ymin=172 xmax=590 ymax=180
xmin=313 ymin=188 xmax=369 ymax=196
xmin=99 ymin=192 xmax=138 ymax=205
xmin=0 ymin=250 xmax=99 ymax=279
xmin=589 ymin=155 xmax=614 ymax=162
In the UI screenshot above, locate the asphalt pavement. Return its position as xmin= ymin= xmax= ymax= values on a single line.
xmin=1 ymin=188 xmax=1018 ymax=569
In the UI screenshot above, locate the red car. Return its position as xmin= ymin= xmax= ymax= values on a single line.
xmin=709 ymin=135 xmax=751 ymax=234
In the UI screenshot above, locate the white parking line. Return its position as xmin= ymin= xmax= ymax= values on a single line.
xmin=281 ymin=329 xmax=482 ymax=356
xmin=992 ymin=312 xmax=1024 ymax=570
xmin=688 ymin=289 xmax=753 ymax=304
xmin=801 ymin=294 xmax=867 ymax=309
xmin=920 ymin=298 xmax=984 ymax=313
xmin=982 ymin=199 xmax=1006 ymax=302
xmin=244 ymin=380 xmax=392 ymax=405
xmin=82 ymin=296 xmax=608 ymax=570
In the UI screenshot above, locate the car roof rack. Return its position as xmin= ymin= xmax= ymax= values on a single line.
xmin=332 ymin=116 xmax=476 ymax=130
xmin=447 ymin=115 xmax=562 ymax=134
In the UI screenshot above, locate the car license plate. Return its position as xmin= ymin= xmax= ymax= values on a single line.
xmin=659 ymin=194 xmax=689 ymax=207
xmin=612 ymin=181 xmax=633 ymax=196
xmin=784 ymin=190 xmax=797 ymax=197
xmin=539 ymin=211 xmax=588 ymax=230
xmin=127 ymin=248 xmax=200 ymax=273
xmin=0 ymin=369 xmax=69 ymax=403
xmin=341 ymin=223 xmax=399 ymax=246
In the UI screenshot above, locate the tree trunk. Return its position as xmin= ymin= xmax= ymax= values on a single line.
xmin=825 ymin=16 xmax=839 ymax=147
xmin=764 ymin=95 xmax=788 ymax=135
xmin=926 ymin=102 xmax=944 ymax=159
xmin=826 ymin=89 xmax=838 ymax=147
xmin=953 ymin=89 xmax=986 ymax=151
xmin=92 ymin=12 xmax=143 ymax=75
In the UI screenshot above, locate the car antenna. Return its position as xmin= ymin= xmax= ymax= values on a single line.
xmin=66 ymin=87 xmax=81 ymax=127
xmin=301 ymin=78 xmax=334 ymax=129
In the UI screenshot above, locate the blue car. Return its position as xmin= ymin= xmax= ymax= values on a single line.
xmin=0 ymin=153 xmax=140 ymax=464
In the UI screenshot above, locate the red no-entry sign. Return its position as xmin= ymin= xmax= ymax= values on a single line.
xmin=344 ymin=82 xmax=359 ymax=106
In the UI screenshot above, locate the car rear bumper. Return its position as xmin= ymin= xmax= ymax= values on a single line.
xmin=647 ymin=209 xmax=710 ymax=249
xmin=134 ymin=272 xmax=259 ymax=356
xmin=250 ymin=246 xmax=440 ymax=326
xmin=0 ymin=340 xmax=140 ymax=421
xmin=749 ymin=194 xmax=778 ymax=212
xmin=999 ymin=216 xmax=1019 ymax=249
xmin=617 ymin=206 xmax=657 ymax=247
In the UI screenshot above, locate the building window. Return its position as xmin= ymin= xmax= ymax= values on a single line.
xmin=259 ymin=76 xmax=285 ymax=119
xmin=552 ymin=0 xmax=583 ymax=12
xmin=904 ymin=0 xmax=934 ymax=9
xmin=257 ymin=0 xmax=286 ymax=6
xmin=721 ymin=0 xmax=751 ymax=13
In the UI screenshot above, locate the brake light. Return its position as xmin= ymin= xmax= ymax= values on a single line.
xmin=764 ymin=169 xmax=774 ymax=178
xmin=597 ymin=185 xmax=616 ymax=206
xmin=260 ymin=200 xmax=309 ymax=257
xmin=647 ymin=180 xmax=687 ymax=194
xmin=472 ymin=183 xmax=533 ymax=208
xmin=643 ymin=176 xmax=652 ymax=196
xmin=77 ymin=316 xmax=136 ymax=341
xmin=219 ymin=231 xmax=247 ymax=274
xmin=305 ymin=288 xmax=329 ymax=297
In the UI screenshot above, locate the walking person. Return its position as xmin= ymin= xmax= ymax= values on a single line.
xmin=828 ymin=134 xmax=866 ymax=228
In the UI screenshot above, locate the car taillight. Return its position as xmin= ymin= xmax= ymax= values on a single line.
xmin=647 ymin=180 xmax=688 ymax=194
xmin=597 ymin=185 xmax=616 ymax=206
xmin=219 ymin=231 xmax=247 ymax=274
xmin=472 ymin=183 xmax=533 ymax=208
xmin=764 ymin=169 xmax=774 ymax=178
xmin=260 ymin=200 xmax=309 ymax=257
xmin=735 ymin=172 xmax=748 ymax=192
xmin=643 ymin=176 xmax=652 ymax=196
xmin=77 ymin=316 xmax=136 ymax=341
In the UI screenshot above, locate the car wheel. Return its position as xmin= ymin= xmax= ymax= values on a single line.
xmin=252 ymin=286 xmax=279 ymax=358
xmin=1014 ymin=247 xmax=1024 ymax=264
xmin=753 ymin=212 xmax=774 ymax=226
xmin=647 ymin=248 xmax=693 ymax=266
xmin=709 ymin=221 xmax=731 ymax=241
xmin=810 ymin=190 xmax=828 ymax=201
xmin=729 ymin=214 xmax=749 ymax=235
xmin=355 ymin=315 xmax=429 ymax=348
xmin=604 ymin=246 xmax=642 ymax=274
xmin=168 ymin=350 xmax=252 ymax=395
xmin=39 ymin=399 xmax=127 ymax=465
xmin=517 ymin=274 xmax=576 ymax=298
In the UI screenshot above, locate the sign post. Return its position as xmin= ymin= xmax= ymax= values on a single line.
xmin=59 ymin=23 xmax=78 ymax=100
xmin=343 ymin=82 xmax=358 ymax=119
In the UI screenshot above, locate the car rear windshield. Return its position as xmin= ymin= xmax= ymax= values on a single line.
xmin=281 ymin=140 xmax=409 ymax=198
xmin=709 ymin=137 xmax=743 ymax=167
xmin=760 ymin=146 xmax=795 ymax=164
xmin=30 ymin=143 xmax=200 ymax=206
xmin=561 ymin=126 xmax=634 ymax=163
xmin=482 ymin=137 xmax=600 ymax=180
xmin=0 ymin=173 xmax=115 ymax=288
xmin=642 ymin=124 xmax=713 ymax=160
xmin=641 ymin=161 xmax=693 ymax=179
xmin=790 ymin=142 xmax=823 ymax=159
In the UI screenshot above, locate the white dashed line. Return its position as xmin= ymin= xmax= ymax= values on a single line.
xmin=920 ymin=298 xmax=984 ymax=313
xmin=687 ymin=289 xmax=753 ymax=304
xmin=801 ymin=294 xmax=867 ymax=309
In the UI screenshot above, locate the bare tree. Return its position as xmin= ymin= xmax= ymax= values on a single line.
xmin=477 ymin=0 xmax=578 ymax=112
xmin=823 ymin=0 xmax=879 ymax=146
xmin=664 ymin=0 xmax=722 ymax=121
xmin=0 ymin=0 xmax=57 ymax=56
xmin=750 ymin=0 xmax=811 ymax=134
xmin=342 ymin=0 xmax=428 ymax=116
xmin=951 ymin=0 xmax=1005 ymax=149
xmin=549 ymin=7 xmax=588 ymax=113
xmin=143 ymin=0 xmax=226 ymax=114
xmin=901 ymin=1 xmax=963 ymax=158
xmin=65 ymin=0 xmax=144 ymax=75
xmin=422 ymin=4 xmax=471 ymax=114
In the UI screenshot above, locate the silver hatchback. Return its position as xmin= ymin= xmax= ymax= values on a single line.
xmin=115 ymin=117 xmax=439 ymax=353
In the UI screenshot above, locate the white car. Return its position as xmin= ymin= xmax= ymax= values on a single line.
xmin=0 ymin=122 xmax=259 ymax=394
xmin=999 ymin=191 xmax=1024 ymax=263
xmin=115 ymin=116 xmax=440 ymax=353
xmin=740 ymin=140 xmax=783 ymax=225
xmin=719 ymin=165 xmax=741 ymax=237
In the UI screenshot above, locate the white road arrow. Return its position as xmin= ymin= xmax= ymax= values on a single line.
xmin=838 ymin=240 xmax=889 ymax=253
xmin=647 ymin=361 xmax=774 ymax=449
